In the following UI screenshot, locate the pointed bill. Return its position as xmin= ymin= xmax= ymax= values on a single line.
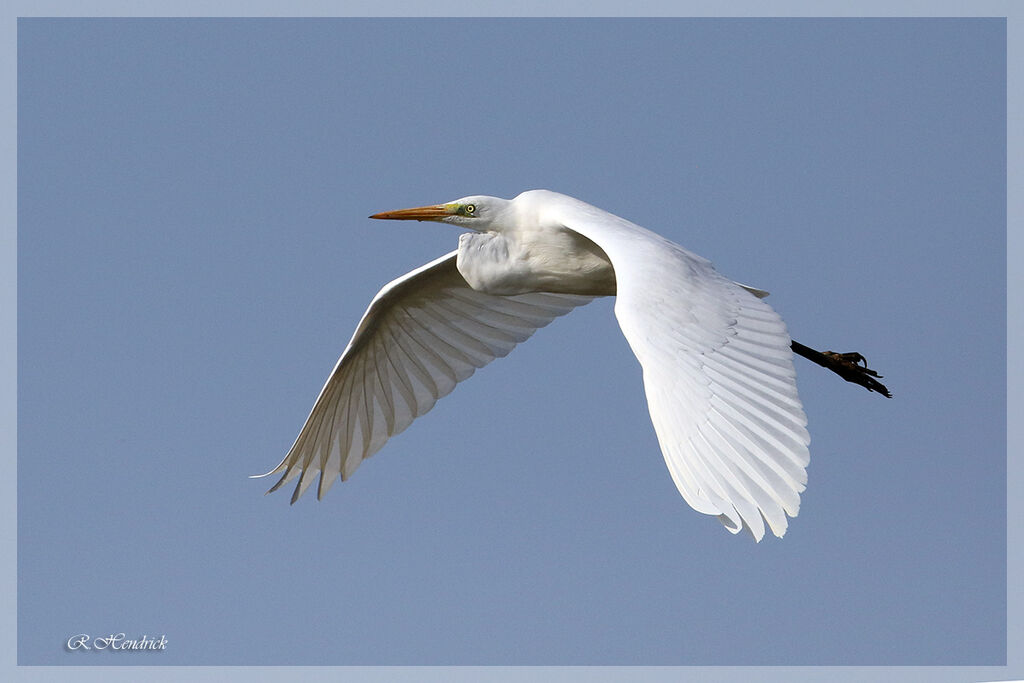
xmin=369 ymin=204 xmax=456 ymax=221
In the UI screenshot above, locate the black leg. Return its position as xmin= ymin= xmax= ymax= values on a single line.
xmin=791 ymin=340 xmax=892 ymax=398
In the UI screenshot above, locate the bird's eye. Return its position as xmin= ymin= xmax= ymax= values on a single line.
xmin=464 ymin=204 xmax=476 ymax=215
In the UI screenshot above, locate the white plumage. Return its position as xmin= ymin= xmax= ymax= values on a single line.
xmin=259 ymin=190 xmax=810 ymax=541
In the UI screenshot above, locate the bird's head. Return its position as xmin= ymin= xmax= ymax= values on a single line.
xmin=370 ymin=195 xmax=511 ymax=231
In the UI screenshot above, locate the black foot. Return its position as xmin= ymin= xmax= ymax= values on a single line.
xmin=791 ymin=341 xmax=892 ymax=398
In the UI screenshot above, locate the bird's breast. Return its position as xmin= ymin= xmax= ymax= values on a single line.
xmin=456 ymin=229 xmax=616 ymax=297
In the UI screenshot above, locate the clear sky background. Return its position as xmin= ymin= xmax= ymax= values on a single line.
xmin=13 ymin=12 xmax=1012 ymax=679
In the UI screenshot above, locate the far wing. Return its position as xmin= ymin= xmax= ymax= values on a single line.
xmin=540 ymin=191 xmax=810 ymax=541
xmin=259 ymin=251 xmax=593 ymax=503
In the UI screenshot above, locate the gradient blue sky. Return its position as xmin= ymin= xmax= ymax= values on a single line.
xmin=11 ymin=10 xmax=1017 ymax=683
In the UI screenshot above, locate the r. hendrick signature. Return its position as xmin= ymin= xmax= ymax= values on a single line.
xmin=66 ymin=633 xmax=167 ymax=651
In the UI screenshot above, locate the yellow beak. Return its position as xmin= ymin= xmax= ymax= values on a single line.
xmin=369 ymin=204 xmax=455 ymax=221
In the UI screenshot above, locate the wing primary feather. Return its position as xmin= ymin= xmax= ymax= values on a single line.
xmin=311 ymin=378 xmax=342 ymax=477
xmin=392 ymin=311 xmax=466 ymax=386
xmin=703 ymin=357 xmax=804 ymax=412
xmin=313 ymin=369 xmax=351 ymax=486
xmin=291 ymin=457 xmax=316 ymax=504
xmin=266 ymin=467 xmax=294 ymax=495
xmin=376 ymin=328 xmax=418 ymax=421
xmin=700 ymin=420 xmax=794 ymax=532
xmin=684 ymin=435 xmax=746 ymax=534
xmin=367 ymin=340 xmax=397 ymax=436
xmin=357 ymin=353 xmax=374 ymax=460
xmin=704 ymin=422 xmax=796 ymax=519
xmin=706 ymin=405 xmax=808 ymax=489
xmin=703 ymin=372 xmax=809 ymax=446
xmin=379 ymin=319 xmax=438 ymax=413
xmin=688 ymin=429 xmax=765 ymax=539
xmin=724 ymin=335 xmax=796 ymax=363
xmin=387 ymin=315 xmax=446 ymax=399
xmin=340 ymin=354 xmax=366 ymax=482
xmin=708 ymin=389 xmax=809 ymax=462
xmin=716 ymin=344 xmax=797 ymax=389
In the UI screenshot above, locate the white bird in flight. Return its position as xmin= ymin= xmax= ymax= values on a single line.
xmin=258 ymin=190 xmax=889 ymax=541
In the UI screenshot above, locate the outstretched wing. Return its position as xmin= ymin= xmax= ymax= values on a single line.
xmin=535 ymin=190 xmax=810 ymax=541
xmin=258 ymin=250 xmax=593 ymax=503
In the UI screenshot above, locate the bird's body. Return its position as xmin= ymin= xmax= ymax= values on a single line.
xmin=259 ymin=190 xmax=886 ymax=541
xmin=456 ymin=221 xmax=617 ymax=296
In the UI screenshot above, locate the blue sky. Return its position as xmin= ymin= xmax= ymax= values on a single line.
xmin=13 ymin=13 xmax=1014 ymax=681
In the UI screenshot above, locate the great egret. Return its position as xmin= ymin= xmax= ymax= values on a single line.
xmin=258 ymin=190 xmax=889 ymax=541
